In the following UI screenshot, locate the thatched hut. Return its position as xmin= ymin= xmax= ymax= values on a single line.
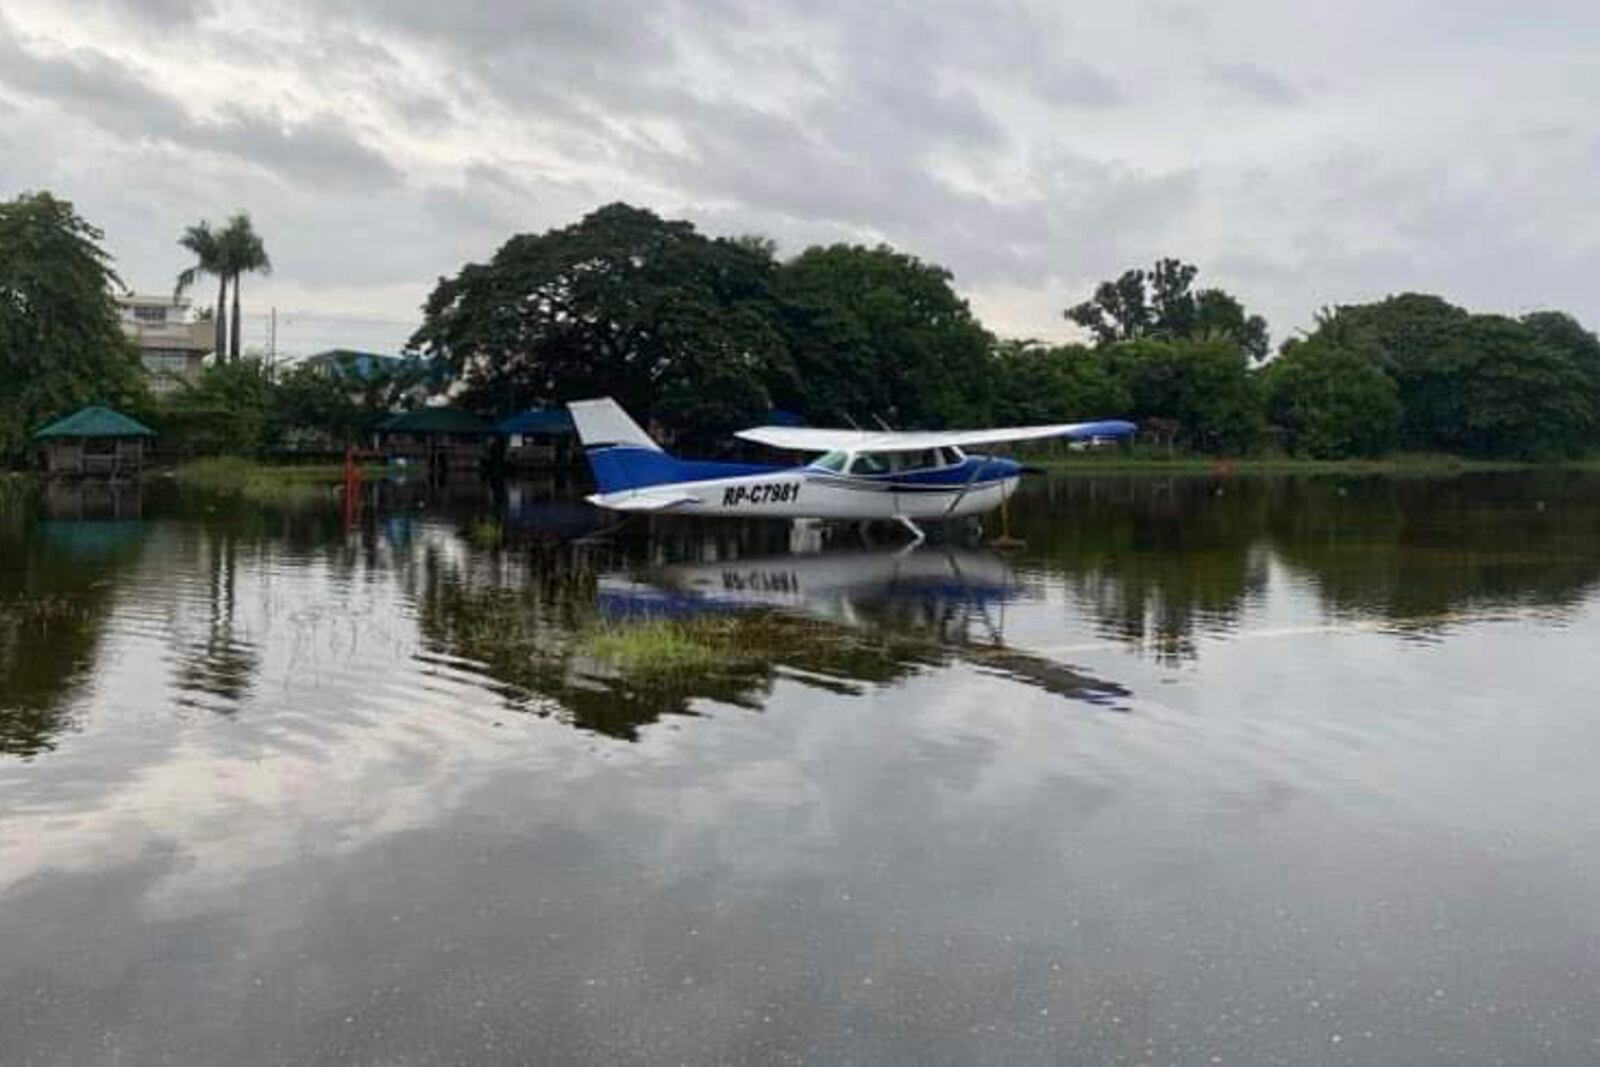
xmin=34 ymin=406 xmax=156 ymax=478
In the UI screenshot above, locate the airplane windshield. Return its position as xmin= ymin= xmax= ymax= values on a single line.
xmin=810 ymin=451 xmax=847 ymax=472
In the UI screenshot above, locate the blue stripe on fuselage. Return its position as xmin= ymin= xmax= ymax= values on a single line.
xmin=586 ymin=445 xmax=789 ymax=495
xmin=588 ymin=447 xmax=1023 ymax=497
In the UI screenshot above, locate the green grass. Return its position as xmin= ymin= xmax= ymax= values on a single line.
xmin=169 ymin=456 xmax=382 ymax=503
xmin=466 ymin=517 xmax=505 ymax=548
xmin=582 ymin=613 xmax=868 ymax=677
xmin=585 ymin=620 xmax=724 ymax=675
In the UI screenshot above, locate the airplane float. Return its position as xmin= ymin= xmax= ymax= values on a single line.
xmin=568 ymin=398 xmax=1136 ymax=542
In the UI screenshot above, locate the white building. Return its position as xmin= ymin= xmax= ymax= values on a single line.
xmin=115 ymin=294 xmax=215 ymax=397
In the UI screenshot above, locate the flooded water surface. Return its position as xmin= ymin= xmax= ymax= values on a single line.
xmin=3 ymin=472 xmax=1600 ymax=1065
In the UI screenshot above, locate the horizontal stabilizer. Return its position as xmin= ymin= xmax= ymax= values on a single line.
xmin=586 ymin=489 xmax=700 ymax=512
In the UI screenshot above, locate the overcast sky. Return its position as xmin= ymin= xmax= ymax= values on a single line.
xmin=2 ymin=1 xmax=1597 ymax=358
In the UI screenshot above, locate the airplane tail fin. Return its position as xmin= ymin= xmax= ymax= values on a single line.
xmin=567 ymin=397 xmax=681 ymax=496
xmin=567 ymin=397 xmax=783 ymax=498
xmin=568 ymin=397 xmax=663 ymax=453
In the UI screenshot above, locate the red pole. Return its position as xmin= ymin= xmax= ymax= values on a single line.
xmin=342 ymin=444 xmax=359 ymax=532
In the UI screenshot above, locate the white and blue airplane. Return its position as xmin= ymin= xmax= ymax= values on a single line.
xmin=568 ymin=398 xmax=1135 ymax=541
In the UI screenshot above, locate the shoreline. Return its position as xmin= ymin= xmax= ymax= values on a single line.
xmin=8 ymin=453 xmax=1600 ymax=489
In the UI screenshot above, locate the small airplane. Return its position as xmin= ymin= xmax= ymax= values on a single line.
xmin=567 ymin=398 xmax=1136 ymax=541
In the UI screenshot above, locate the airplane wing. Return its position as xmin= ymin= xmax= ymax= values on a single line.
xmin=732 ymin=427 xmax=881 ymax=452
xmin=735 ymin=420 xmax=1137 ymax=453
xmin=586 ymin=488 xmax=700 ymax=511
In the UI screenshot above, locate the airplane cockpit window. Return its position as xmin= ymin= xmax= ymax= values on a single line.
xmin=850 ymin=452 xmax=892 ymax=475
xmin=939 ymin=446 xmax=965 ymax=467
xmin=811 ymin=450 xmax=847 ymax=472
xmin=894 ymin=449 xmax=941 ymax=472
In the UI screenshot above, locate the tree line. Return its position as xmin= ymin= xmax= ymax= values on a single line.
xmin=4 ymin=191 xmax=1600 ymax=464
xmin=410 ymin=203 xmax=1600 ymax=460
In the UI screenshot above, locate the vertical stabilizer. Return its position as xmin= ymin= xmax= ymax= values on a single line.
xmin=567 ymin=398 xmax=663 ymax=452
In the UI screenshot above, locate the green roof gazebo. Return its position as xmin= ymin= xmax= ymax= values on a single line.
xmin=375 ymin=407 xmax=491 ymax=473
xmin=34 ymin=406 xmax=155 ymax=476
xmin=34 ymin=406 xmax=156 ymax=478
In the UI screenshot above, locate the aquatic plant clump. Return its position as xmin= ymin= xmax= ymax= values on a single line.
xmin=585 ymin=620 xmax=724 ymax=675
xmin=466 ymin=517 xmax=505 ymax=548
xmin=581 ymin=611 xmax=934 ymax=682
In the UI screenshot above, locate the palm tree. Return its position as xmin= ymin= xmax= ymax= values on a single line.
xmin=218 ymin=212 xmax=271 ymax=362
xmin=175 ymin=221 xmax=228 ymax=359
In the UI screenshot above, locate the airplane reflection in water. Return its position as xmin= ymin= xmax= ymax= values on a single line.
xmin=600 ymin=548 xmax=1133 ymax=708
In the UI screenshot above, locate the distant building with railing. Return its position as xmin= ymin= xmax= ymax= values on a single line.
xmin=301 ymin=348 xmax=406 ymax=382
xmin=299 ymin=349 xmax=439 ymax=408
xmin=115 ymin=294 xmax=214 ymax=397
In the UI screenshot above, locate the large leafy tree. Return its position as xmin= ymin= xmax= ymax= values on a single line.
xmin=163 ymin=357 xmax=275 ymax=455
xmin=775 ymin=244 xmax=994 ymax=428
xmin=1520 ymin=310 xmax=1600 ymax=444
xmin=1103 ymin=337 xmax=1262 ymax=453
xmin=0 ymin=192 xmax=147 ymax=461
xmin=1066 ymin=268 xmax=1150 ymax=345
xmin=410 ymin=203 xmax=790 ymax=438
xmin=1067 ymin=257 xmax=1270 ymax=360
xmin=268 ymin=363 xmax=365 ymax=450
xmin=1304 ymin=294 xmax=1469 ymax=450
xmin=1308 ymin=295 xmax=1599 ymax=457
xmin=1452 ymin=315 xmax=1593 ymax=458
xmin=990 ymin=341 xmax=1130 ymax=426
xmin=1263 ymin=337 xmax=1401 ymax=458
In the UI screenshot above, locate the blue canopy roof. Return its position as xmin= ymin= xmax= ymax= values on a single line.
xmin=497 ymin=409 xmax=575 ymax=435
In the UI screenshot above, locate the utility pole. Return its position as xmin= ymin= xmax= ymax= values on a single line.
xmin=269 ymin=306 xmax=277 ymax=367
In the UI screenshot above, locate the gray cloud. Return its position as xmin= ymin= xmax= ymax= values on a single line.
xmin=0 ymin=16 xmax=398 ymax=192
xmin=1206 ymin=61 xmax=1304 ymax=106
xmin=344 ymin=0 xmax=669 ymax=58
xmin=3 ymin=0 xmax=1600 ymax=352
xmin=196 ymin=107 xmax=400 ymax=191
xmin=89 ymin=0 xmax=213 ymax=28
xmin=422 ymin=163 xmax=597 ymax=240
xmin=0 ymin=16 xmax=193 ymax=137
xmin=1137 ymin=0 xmax=1212 ymax=33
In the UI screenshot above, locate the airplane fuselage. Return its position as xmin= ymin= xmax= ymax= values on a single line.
xmin=563 ymin=397 xmax=1122 ymax=536
xmin=588 ymin=452 xmax=1023 ymax=522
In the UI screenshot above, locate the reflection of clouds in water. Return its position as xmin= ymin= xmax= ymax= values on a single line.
xmin=7 ymin=478 xmax=1600 ymax=1062
xmin=0 ymin=670 xmax=600 ymax=903
xmin=0 ymin=525 xmax=612 ymax=901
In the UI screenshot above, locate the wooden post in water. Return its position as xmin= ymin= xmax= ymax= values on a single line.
xmin=987 ymin=496 xmax=1026 ymax=549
